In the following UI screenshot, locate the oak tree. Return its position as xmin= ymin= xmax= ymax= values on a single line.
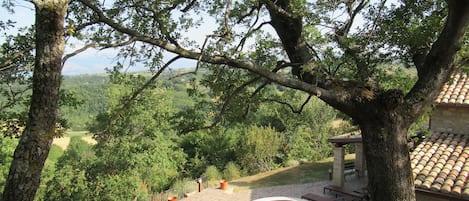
xmin=1 ymin=0 xmax=468 ymax=201
xmin=70 ymin=1 xmax=469 ymax=200
xmin=1 ymin=1 xmax=69 ymax=200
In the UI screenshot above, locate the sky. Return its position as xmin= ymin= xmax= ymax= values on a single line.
xmin=1 ymin=1 xmax=389 ymax=75
xmin=1 ymin=4 xmax=122 ymax=75
xmin=0 ymin=2 xmax=203 ymax=75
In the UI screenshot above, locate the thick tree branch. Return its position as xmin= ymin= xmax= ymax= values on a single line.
xmin=78 ymin=0 xmax=332 ymax=99
xmin=264 ymin=0 xmax=319 ymax=85
xmin=78 ymin=0 xmax=372 ymax=119
xmin=405 ymin=0 xmax=469 ymax=121
xmin=261 ymin=0 xmax=365 ymax=114
xmin=250 ymin=61 xmax=300 ymax=98
xmin=264 ymin=0 xmax=307 ymax=62
xmin=262 ymin=0 xmax=295 ymax=19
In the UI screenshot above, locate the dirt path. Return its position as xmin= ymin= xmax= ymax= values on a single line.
xmin=52 ymin=137 xmax=71 ymax=150
xmin=52 ymin=136 xmax=97 ymax=150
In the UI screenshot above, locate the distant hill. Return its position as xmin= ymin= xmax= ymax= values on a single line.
xmin=61 ymin=68 xmax=201 ymax=130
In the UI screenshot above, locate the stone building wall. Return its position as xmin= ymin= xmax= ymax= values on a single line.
xmin=430 ymin=106 xmax=469 ymax=134
xmin=416 ymin=192 xmax=449 ymax=201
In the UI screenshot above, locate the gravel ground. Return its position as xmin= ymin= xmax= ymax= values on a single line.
xmin=181 ymin=181 xmax=331 ymax=201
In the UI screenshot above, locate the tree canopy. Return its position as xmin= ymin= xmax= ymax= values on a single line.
xmin=1 ymin=0 xmax=468 ymax=201
xmin=65 ymin=1 xmax=469 ymax=200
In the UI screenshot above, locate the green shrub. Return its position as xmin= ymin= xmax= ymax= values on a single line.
xmin=170 ymin=178 xmax=198 ymax=198
xmin=204 ymin=165 xmax=221 ymax=181
xmin=223 ymin=162 xmax=241 ymax=181
xmin=283 ymin=159 xmax=300 ymax=167
xmin=179 ymin=128 xmax=240 ymax=176
xmin=238 ymin=125 xmax=281 ymax=174
xmin=0 ymin=136 xmax=18 ymax=193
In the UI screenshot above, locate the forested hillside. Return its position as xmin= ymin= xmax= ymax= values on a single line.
xmin=60 ymin=74 xmax=109 ymax=130
xmin=60 ymin=69 xmax=200 ymax=131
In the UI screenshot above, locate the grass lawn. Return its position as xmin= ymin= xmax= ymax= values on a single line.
xmin=65 ymin=130 xmax=90 ymax=138
xmin=231 ymin=154 xmax=356 ymax=191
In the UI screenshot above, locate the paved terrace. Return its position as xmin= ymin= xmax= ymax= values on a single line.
xmin=181 ymin=181 xmax=331 ymax=201
xmin=180 ymin=173 xmax=368 ymax=201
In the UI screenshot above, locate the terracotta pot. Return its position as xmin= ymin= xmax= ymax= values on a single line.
xmin=168 ymin=196 xmax=177 ymax=201
xmin=220 ymin=179 xmax=228 ymax=190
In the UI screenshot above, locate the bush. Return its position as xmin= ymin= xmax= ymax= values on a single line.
xmin=203 ymin=165 xmax=221 ymax=188
xmin=0 ymin=136 xmax=18 ymax=193
xmin=204 ymin=165 xmax=221 ymax=181
xmin=223 ymin=162 xmax=241 ymax=181
xmin=238 ymin=125 xmax=281 ymax=174
xmin=179 ymin=128 xmax=240 ymax=176
xmin=168 ymin=178 xmax=198 ymax=198
xmin=282 ymin=159 xmax=300 ymax=167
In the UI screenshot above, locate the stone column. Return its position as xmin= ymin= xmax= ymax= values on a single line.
xmin=355 ymin=143 xmax=366 ymax=177
xmin=332 ymin=144 xmax=345 ymax=187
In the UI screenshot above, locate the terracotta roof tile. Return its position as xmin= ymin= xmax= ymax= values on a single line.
xmin=411 ymin=132 xmax=469 ymax=198
xmin=435 ymin=73 xmax=469 ymax=105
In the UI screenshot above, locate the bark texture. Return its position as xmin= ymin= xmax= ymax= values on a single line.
xmin=357 ymin=106 xmax=416 ymax=201
xmin=2 ymin=1 xmax=68 ymax=201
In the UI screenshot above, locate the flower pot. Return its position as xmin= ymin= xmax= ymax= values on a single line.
xmin=220 ymin=179 xmax=228 ymax=190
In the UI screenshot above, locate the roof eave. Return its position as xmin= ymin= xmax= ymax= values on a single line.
xmin=415 ymin=187 xmax=469 ymax=201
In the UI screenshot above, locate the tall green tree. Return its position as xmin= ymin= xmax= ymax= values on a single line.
xmin=44 ymin=73 xmax=188 ymax=201
xmin=2 ymin=1 xmax=69 ymax=200
xmin=1 ymin=0 xmax=130 ymax=198
xmin=86 ymin=73 xmax=186 ymax=200
xmin=70 ymin=1 xmax=469 ymax=200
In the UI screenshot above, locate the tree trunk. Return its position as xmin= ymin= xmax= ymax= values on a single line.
xmin=2 ymin=1 xmax=68 ymax=201
xmin=359 ymin=113 xmax=416 ymax=201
